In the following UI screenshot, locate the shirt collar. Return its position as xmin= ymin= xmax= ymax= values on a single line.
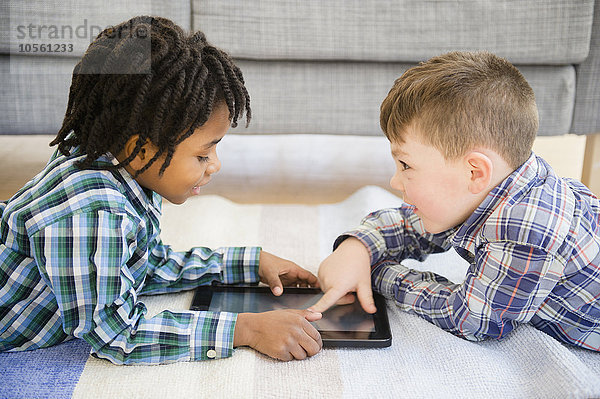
xmin=451 ymin=152 xmax=539 ymax=253
xmin=101 ymin=152 xmax=163 ymax=215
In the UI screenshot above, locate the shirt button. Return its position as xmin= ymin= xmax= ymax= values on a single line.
xmin=206 ymin=349 xmax=217 ymax=359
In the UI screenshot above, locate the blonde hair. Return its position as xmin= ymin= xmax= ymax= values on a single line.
xmin=380 ymin=51 xmax=539 ymax=169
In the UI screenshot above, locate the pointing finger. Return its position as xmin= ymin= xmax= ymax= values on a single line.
xmin=308 ymin=288 xmax=347 ymax=313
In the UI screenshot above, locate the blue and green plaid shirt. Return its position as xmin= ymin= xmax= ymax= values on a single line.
xmin=0 ymin=148 xmax=261 ymax=364
xmin=338 ymin=153 xmax=600 ymax=351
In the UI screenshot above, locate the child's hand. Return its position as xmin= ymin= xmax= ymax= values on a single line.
xmin=309 ymin=237 xmax=377 ymax=314
xmin=234 ymin=309 xmax=323 ymax=361
xmin=258 ymin=251 xmax=319 ymax=296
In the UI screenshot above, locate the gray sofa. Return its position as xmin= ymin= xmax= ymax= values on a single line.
xmin=1 ymin=0 xmax=599 ymax=199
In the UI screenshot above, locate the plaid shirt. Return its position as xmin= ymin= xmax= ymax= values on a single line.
xmin=338 ymin=153 xmax=600 ymax=351
xmin=0 ymin=148 xmax=261 ymax=364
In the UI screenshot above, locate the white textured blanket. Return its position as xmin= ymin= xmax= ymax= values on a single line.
xmin=9 ymin=186 xmax=599 ymax=399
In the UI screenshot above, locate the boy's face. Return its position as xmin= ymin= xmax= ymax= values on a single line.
xmin=132 ymin=103 xmax=229 ymax=204
xmin=388 ymin=126 xmax=483 ymax=233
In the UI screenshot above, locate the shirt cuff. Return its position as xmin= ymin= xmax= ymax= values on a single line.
xmin=191 ymin=311 xmax=238 ymax=360
xmin=221 ymin=246 xmax=261 ymax=285
xmin=334 ymin=228 xmax=386 ymax=268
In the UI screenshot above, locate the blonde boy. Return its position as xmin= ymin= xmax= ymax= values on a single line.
xmin=311 ymin=51 xmax=600 ymax=351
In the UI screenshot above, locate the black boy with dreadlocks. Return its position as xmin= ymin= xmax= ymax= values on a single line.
xmin=0 ymin=16 xmax=322 ymax=364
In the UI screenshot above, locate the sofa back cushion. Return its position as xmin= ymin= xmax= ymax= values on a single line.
xmin=2 ymin=0 xmax=191 ymax=58
xmin=193 ymin=0 xmax=594 ymax=65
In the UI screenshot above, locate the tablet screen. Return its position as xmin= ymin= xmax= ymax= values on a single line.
xmin=190 ymin=285 xmax=391 ymax=348
xmin=208 ymin=290 xmax=375 ymax=333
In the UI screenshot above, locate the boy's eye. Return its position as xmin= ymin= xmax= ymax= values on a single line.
xmin=398 ymin=160 xmax=410 ymax=171
xmin=197 ymin=156 xmax=210 ymax=163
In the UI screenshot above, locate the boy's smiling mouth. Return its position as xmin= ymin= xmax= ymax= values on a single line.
xmin=191 ymin=185 xmax=202 ymax=195
xmin=191 ymin=177 xmax=212 ymax=194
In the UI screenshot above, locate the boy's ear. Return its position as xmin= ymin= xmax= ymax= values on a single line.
xmin=464 ymin=151 xmax=493 ymax=194
xmin=122 ymin=135 xmax=151 ymax=170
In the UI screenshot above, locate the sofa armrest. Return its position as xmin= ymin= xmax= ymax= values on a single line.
xmin=582 ymin=132 xmax=600 ymax=196
xmin=572 ymin=0 xmax=600 ymax=135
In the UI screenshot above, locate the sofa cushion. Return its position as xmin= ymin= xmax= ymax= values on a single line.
xmin=0 ymin=56 xmax=575 ymax=137
xmin=1 ymin=0 xmax=191 ymax=58
xmin=229 ymin=60 xmax=574 ymax=137
xmin=193 ymin=0 xmax=594 ymax=65
xmin=0 ymin=55 xmax=74 ymax=134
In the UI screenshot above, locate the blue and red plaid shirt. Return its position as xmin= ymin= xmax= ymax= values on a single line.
xmin=0 ymin=148 xmax=261 ymax=364
xmin=337 ymin=153 xmax=600 ymax=351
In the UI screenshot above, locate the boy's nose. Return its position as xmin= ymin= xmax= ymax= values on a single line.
xmin=389 ymin=173 xmax=404 ymax=193
xmin=207 ymin=154 xmax=221 ymax=175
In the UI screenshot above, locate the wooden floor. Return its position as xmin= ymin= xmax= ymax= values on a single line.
xmin=0 ymin=134 xmax=590 ymax=203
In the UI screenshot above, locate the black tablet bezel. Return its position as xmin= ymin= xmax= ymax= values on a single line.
xmin=190 ymin=285 xmax=392 ymax=348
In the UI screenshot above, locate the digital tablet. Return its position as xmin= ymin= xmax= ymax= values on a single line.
xmin=190 ymin=284 xmax=392 ymax=348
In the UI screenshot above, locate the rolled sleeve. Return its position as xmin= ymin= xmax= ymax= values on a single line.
xmin=334 ymin=207 xmax=452 ymax=268
xmin=334 ymin=228 xmax=387 ymax=268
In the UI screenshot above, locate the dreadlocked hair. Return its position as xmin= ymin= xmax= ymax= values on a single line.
xmin=51 ymin=15 xmax=251 ymax=175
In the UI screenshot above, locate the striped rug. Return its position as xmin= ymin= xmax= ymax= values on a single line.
xmin=1 ymin=186 xmax=599 ymax=399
